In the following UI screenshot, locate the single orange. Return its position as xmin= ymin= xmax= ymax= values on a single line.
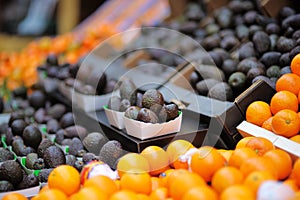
xmin=246 ymin=101 xmax=272 ymax=126
xmin=158 ymin=168 xmax=175 ymax=187
xmin=140 ymin=146 xmax=169 ymax=176
xmin=270 ymin=91 xmax=298 ymax=114
xmin=150 ymin=187 xmax=168 ymax=200
xmin=262 ymin=116 xmax=273 ymax=131
xmin=263 ymin=149 xmax=293 ymax=180
xmin=190 ymin=146 xmax=226 ymax=182
xmin=240 ymin=156 xmax=278 ymax=179
xmin=244 ymin=171 xmax=276 ymax=194
xmin=117 ymin=153 xmax=150 ymax=177
xmin=182 ymin=186 xmax=218 ymax=200
xmin=245 ymin=137 xmax=275 ymax=156
xmin=109 ymin=190 xmax=138 ymax=200
xmin=211 ymin=166 xmax=244 ymax=193
xmin=168 ymin=170 xmax=206 ymax=200
xmin=283 ymin=179 xmax=299 ymax=192
xmin=136 ymin=194 xmax=151 ymax=200
xmin=228 ymin=147 xmax=258 ymax=169
xmin=32 ymin=189 xmax=68 ymax=200
xmin=220 ymin=184 xmax=255 ymax=200
xmin=272 ymin=109 xmax=300 ymax=137
xmin=291 ymin=54 xmax=300 ymax=77
xmin=235 ymin=136 xmax=255 ymax=149
xmin=276 ymin=73 xmax=300 ymax=95
xmin=290 ymin=135 xmax=300 ymax=144
xmin=2 ymin=193 xmax=28 ymax=200
xmin=69 ymin=187 xmax=108 ymax=200
xmin=166 ymin=140 xmax=194 ymax=168
xmin=292 ymin=159 xmax=300 ymax=187
xmin=217 ymin=149 xmax=233 ymax=162
xmin=83 ymin=175 xmax=118 ymax=196
xmin=120 ymin=171 xmax=152 ymax=195
xmin=151 ymin=177 xmax=164 ymax=191
xmin=47 ymin=165 xmax=80 ymax=196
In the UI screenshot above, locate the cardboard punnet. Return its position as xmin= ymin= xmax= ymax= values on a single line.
xmin=104 ymin=106 xmax=125 ymax=130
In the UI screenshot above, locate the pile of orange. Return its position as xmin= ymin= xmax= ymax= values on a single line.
xmin=3 ymin=138 xmax=300 ymax=200
xmin=246 ymin=53 xmax=300 ymax=140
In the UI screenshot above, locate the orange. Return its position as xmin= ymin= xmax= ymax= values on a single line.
xmin=140 ymin=146 xmax=169 ymax=176
xmin=270 ymin=91 xmax=298 ymax=114
xmin=168 ymin=170 xmax=206 ymax=200
xmin=235 ymin=136 xmax=255 ymax=149
xmin=283 ymin=179 xmax=299 ymax=192
xmin=190 ymin=146 xmax=226 ymax=182
xmin=276 ymin=73 xmax=300 ymax=95
xmin=245 ymin=137 xmax=275 ymax=156
xmin=2 ymin=193 xmax=28 ymax=200
xmin=229 ymin=147 xmax=258 ymax=168
xmin=117 ymin=153 xmax=150 ymax=177
xmin=32 ymin=189 xmax=68 ymax=200
xmin=69 ymin=187 xmax=108 ymax=200
xmin=290 ymin=135 xmax=300 ymax=143
xmin=217 ymin=149 xmax=233 ymax=162
xmin=182 ymin=186 xmax=218 ymax=200
xmin=289 ymin=191 xmax=300 ymax=200
xmin=246 ymin=101 xmax=272 ymax=126
xmin=120 ymin=171 xmax=152 ymax=195
xmin=166 ymin=140 xmax=194 ymax=168
xmin=293 ymin=159 xmax=300 ymax=187
xmin=244 ymin=171 xmax=276 ymax=194
xmin=220 ymin=184 xmax=255 ymax=200
xmin=83 ymin=175 xmax=118 ymax=196
xmin=109 ymin=190 xmax=138 ymax=200
xmin=211 ymin=166 xmax=244 ymax=193
xmin=263 ymin=149 xmax=293 ymax=180
xmin=291 ymin=54 xmax=300 ymax=77
xmin=262 ymin=116 xmax=273 ymax=131
xmin=240 ymin=156 xmax=278 ymax=179
xmin=136 ymin=194 xmax=151 ymax=200
xmin=151 ymin=177 xmax=164 ymax=191
xmin=272 ymin=109 xmax=300 ymax=137
xmin=150 ymin=187 xmax=168 ymax=200
xmin=47 ymin=165 xmax=80 ymax=196
xmin=159 ymin=169 xmax=175 ymax=187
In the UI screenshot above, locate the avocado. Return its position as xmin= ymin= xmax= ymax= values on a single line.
xmin=252 ymin=31 xmax=270 ymax=54
xmin=196 ymin=78 xmax=220 ymax=96
xmin=60 ymin=112 xmax=74 ymax=128
xmin=77 ymin=149 xmax=87 ymax=157
xmin=244 ymin=10 xmax=257 ymax=25
xmin=136 ymin=92 xmax=143 ymax=108
xmin=119 ymin=99 xmax=131 ymax=112
xmin=82 ymin=152 xmax=99 ymax=164
xmin=260 ymin=52 xmax=281 ymax=67
xmin=38 ymin=168 xmax=53 ymax=183
xmin=252 ymin=76 xmax=275 ymax=89
xmin=46 ymin=66 xmax=59 ymax=78
xmin=0 ymin=147 xmax=14 ymax=162
xmin=279 ymin=53 xmax=291 ymax=67
xmin=43 ymin=146 xmax=66 ymax=168
xmin=280 ymin=6 xmax=295 ymax=19
xmin=28 ymin=91 xmax=46 ymax=109
xmin=222 ymin=59 xmax=238 ymax=77
xmin=34 ymin=108 xmax=47 ymax=124
xmin=25 ymin=153 xmax=45 ymax=170
xmin=228 ymin=72 xmax=247 ymax=90
xmin=236 ymin=25 xmax=249 ymax=39
xmin=208 ymin=82 xmax=233 ymax=101
xmin=24 ymin=107 xmax=35 ymax=118
xmin=61 ymin=139 xmax=72 ymax=146
xmin=23 ymin=125 xmax=42 ymax=149
xmin=247 ymin=67 xmax=265 ymax=83
xmin=0 ymin=180 xmax=14 ymax=192
xmin=37 ymin=138 xmax=54 ymax=158
xmin=103 ymin=79 xmax=117 ymax=94
xmin=266 ymin=23 xmax=281 ymax=35
xmin=55 ymin=129 xmax=65 ymax=145
xmin=17 ymin=174 xmax=39 ymax=190
xmin=142 ymin=89 xmax=164 ymax=109
xmin=158 ymin=104 xmax=179 ymax=122
xmin=66 ymin=155 xmax=77 ymax=167
xmin=47 ymin=104 xmax=66 ymax=120
xmin=119 ymin=78 xmax=137 ymax=105
xmin=196 ymin=65 xmax=225 ymax=81
xmin=266 ymin=65 xmax=281 ymax=78
xmin=201 ymin=34 xmax=220 ymax=50
xmin=12 ymin=138 xmax=36 ymax=156
xmin=9 ymin=120 xmax=26 ymax=138
xmin=46 ymin=54 xmax=58 ymax=66
xmin=124 ymin=106 xmax=140 ymax=120
xmin=208 ymin=51 xmax=223 ymax=68
xmin=82 ymin=132 xmax=108 ymax=155
xmin=280 ymin=66 xmax=292 ymax=76
xmin=69 ymin=137 xmax=84 ymax=156
xmin=108 ymin=96 xmax=122 ymax=111
xmin=237 ymin=58 xmax=265 ymax=74
xmin=137 ymin=108 xmax=159 ymax=124
xmin=5 ymin=129 xmax=13 ymax=147
xmin=276 ymin=36 xmax=296 ymax=53
xmin=215 ymin=7 xmax=233 ymax=29
xmin=269 ymin=34 xmax=279 ymax=51
xmin=0 ymin=160 xmax=23 ymax=185
xmin=220 ymin=36 xmax=239 ymax=51
xmin=46 ymin=119 xmax=60 ymax=134
xmin=289 ymin=46 xmax=300 ymax=60
xmin=86 ymin=69 xmax=107 ymax=95
xmin=99 ymin=140 xmax=124 ymax=169
xmin=12 ymin=86 xmax=27 ymax=99
xmin=74 ymin=160 xmax=84 ymax=172
xmin=8 ymin=112 xmax=24 ymax=127
xmin=189 ymin=71 xmax=201 ymax=89
xmin=75 ymin=84 xmax=95 ymax=95
xmin=64 ymin=125 xmax=88 ymax=139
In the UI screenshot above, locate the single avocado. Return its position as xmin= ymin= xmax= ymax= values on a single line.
xmin=280 ymin=6 xmax=295 ymax=19
xmin=276 ymin=36 xmax=296 ymax=52
xmin=189 ymin=71 xmax=202 ymax=88
xmin=280 ymin=66 xmax=291 ymax=76
xmin=289 ymin=46 xmax=300 ymax=60
xmin=136 ymin=92 xmax=143 ymax=108
xmin=0 ymin=147 xmax=14 ymax=162
xmin=244 ymin=10 xmax=257 ymax=25
xmin=12 ymin=138 xmax=36 ymax=156
xmin=107 ymin=96 xmax=122 ymax=111
xmin=142 ymin=89 xmax=164 ymax=109
xmin=196 ymin=78 xmax=220 ymax=96
xmin=260 ymin=52 xmax=281 ymax=67
xmin=228 ymin=72 xmax=247 ymax=90
xmin=23 ymin=125 xmax=42 ymax=149
xmin=38 ymin=168 xmax=53 ymax=183
xmin=55 ymin=129 xmax=65 ymax=145
xmin=220 ymin=36 xmax=239 ymax=51
xmin=279 ymin=52 xmax=291 ymax=67
xmin=66 ymin=155 xmax=77 ymax=167
xmin=34 ymin=108 xmax=47 ymax=124
xmin=60 ymin=112 xmax=75 ymax=129
xmin=28 ymin=91 xmax=46 ymax=109
xmin=236 ymin=24 xmax=249 ymax=40
xmin=208 ymin=82 xmax=233 ymax=101
xmin=99 ymin=140 xmax=124 ymax=169
xmin=269 ymin=34 xmax=279 ymax=51
xmin=196 ymin=65 xmax=225 ymax=81
xmin=47 ymin=104 xmax=66 ymax=120
xmin=266 ymin=65 xmax=281 ymax=78
xmin=237 ymin=58 xmax=265 ymax=74
xmin=82 ymin=152 xmax=99 ymax=164
xmin=247 ymin=67 xmax=265 ymax=83
xmin=124 ymin=106 xmax=141 ymax=120
xmin=74 ymin=160 xmax=84 ymax=172
xmin=0 ymin=180 xmax=14 ymax=192
xmin=46 ymin=119 xmax=60 ymax=134
xmin=137 ymin=108 xmax=159 ymax=124
xmin=8 ymin=112 xmax=24 ymax=127
xmin=61 ymin=139 xmax=72 ymax=146
xmin=12 ymin=86 xmax=27 ymax=99
xmin=119 ymin=78 xmax=137 ymax=105
xmin=64 ymin=125 xmax=88 ymax=139
xmin=252 ymin=31 xmax=270 ymax=54
xmin=69 ymin=137 xmax=84 ymax=156
xmin=0 ymin=160 xmax=23 ymax=185
xmin=222 ymin=59 xmax=238 ymax=77
xmin=5 ymin=128 xmax=13 ymax=146
xmin=37 ymin=138 xmax=54 ymax=158
xmin=43 ymin=146 xmax=66 ymax=168
xmin=158 ymin=104 xmax=179 ymax=122
xmin=17 ymin=174 xmax=39 ymax=190
xmin=266 ymin=23 xmax=281 ymax=35
xmin=24 ymin=107 xmax=35 ymax=118
xmin=25 ymin=153 xmax=42 ymax=169
xmin=82 ymin=132 xmax=108 ymax=155
xmin=119 ymin=99 xmax=131 ymax=112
